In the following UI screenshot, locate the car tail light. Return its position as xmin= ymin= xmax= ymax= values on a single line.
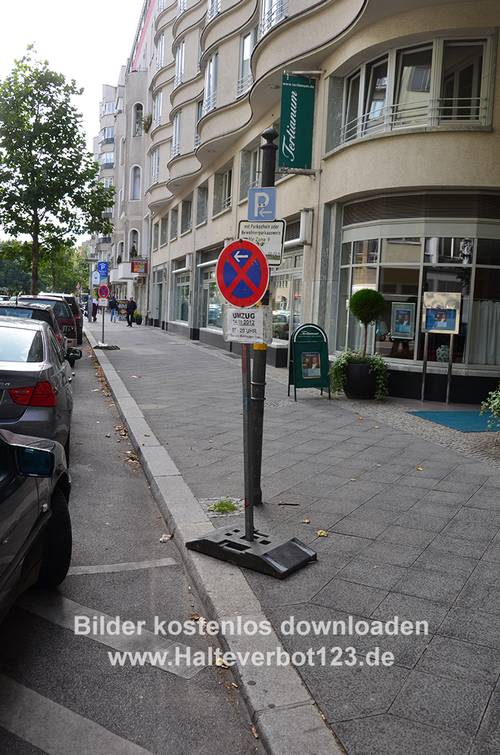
xmin=9 ymin=381 xmax=57 ymax=407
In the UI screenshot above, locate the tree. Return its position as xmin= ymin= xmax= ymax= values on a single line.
xmin=0 ymin=50 xmax=114 ymax=293
xmin=0 ymin=238 xmax=87 ymax=294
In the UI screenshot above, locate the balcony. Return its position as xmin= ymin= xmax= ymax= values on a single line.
xmin=206 ymin=0 xmax=220 ymax=22
xmin=340 ymin=97 xmax=489 ymax=145
xmin=237 ymin=72 xmax=252 ymax=97
xmin=201 ymin=91 xmax=216 ymax=116
xmin=259 ymin=0 xmax=288 ymax=37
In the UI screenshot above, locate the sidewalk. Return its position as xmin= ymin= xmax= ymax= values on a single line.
xmin=87 ymin=319 xmax=500 ymax=755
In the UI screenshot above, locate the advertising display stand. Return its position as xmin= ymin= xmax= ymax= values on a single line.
xmin=421 ymin=293 xmax=461 ymax=403
xmin=288 ymin=324 xmax=331 ymax=401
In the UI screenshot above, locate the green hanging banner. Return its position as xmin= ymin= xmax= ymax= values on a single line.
xmin=278 ymin=74 xmax=316 ymax=171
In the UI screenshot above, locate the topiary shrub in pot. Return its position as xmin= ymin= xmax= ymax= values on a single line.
xmin=134 ymin=311 xmax=143 ymax=325
xmin=330 ymin=288 xmax=388 ymax=400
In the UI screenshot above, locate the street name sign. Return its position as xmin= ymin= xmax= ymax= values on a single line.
xmin=238 ymin=220 xmax=286 ymax=267
xmin=247 ymin=187 xmax=276 ymax=221
xmin=216 ymin=240 xmax=269 ymax=307
xmin=223 ymin=306 xmax=273 ymax=344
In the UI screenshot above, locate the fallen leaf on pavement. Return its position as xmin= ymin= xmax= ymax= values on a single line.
xmin=190 ymin=612 xmax=201 ymax=621
xmin=214 ymin=657 xmax=230 ymax=669
xmin=416 ymin=465 xmax=424 ymax=471
xmin=250 ymin=725 xmax=259 ymax=739
xmin=302 ymin=518 xmax=311 ymax=524
xmin=159 ymin=534 xmax=172 ymax=542
xmin=316 ymin=529 xmax=329 ymax=537
xmin=105 ymin=433 xmax=111 ymax=438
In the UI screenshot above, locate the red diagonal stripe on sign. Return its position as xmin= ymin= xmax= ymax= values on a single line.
xmin=226 ymin=252 xmax=259 ymax=295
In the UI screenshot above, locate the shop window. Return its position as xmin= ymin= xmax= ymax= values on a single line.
xmin=200 ymin=268 xmax=224 ymax=329
xmin=470 ymin=268 xmax=500 ymax=364
xmin=418 ymin=266 xmax=471 ymax=363
xmin=381 ymin=238 xmax=422 ymax=263
xmin=268 ymin=253 xmax=303 ymax=341
xmin=173 ymin=271 xmax=190 ymax=321
xmin=424 ymin=237 xmax=473 ymax=264
xmin=347 ymin=267 xmax=377 ymax=350
xmin=477 ymin=238 xmax=500 ymax=266
xmin=353 ymin=239 xmax=379 ymax=265
xmin=375 ymin=268 xmax=419 ymax=360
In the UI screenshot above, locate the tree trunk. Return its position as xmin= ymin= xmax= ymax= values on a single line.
xmin=362 ymin=323 xmax=368 ymax=357
xmin=31 ymin=217 xmax=40 ymax=295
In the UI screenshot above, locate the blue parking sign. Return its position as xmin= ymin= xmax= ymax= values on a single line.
xmin=97 ymin=261 xmax=109 ymax=277
xmin=247 ymin=187 xmax=276 ymax=221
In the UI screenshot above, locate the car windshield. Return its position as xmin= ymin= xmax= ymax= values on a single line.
xmin=0 ymin=307 xmax=33 ymax=318
xmin=0 ymin=329 xmax=44 ymax=362
xmin=21 ymin=298 xmax=70 ymax=319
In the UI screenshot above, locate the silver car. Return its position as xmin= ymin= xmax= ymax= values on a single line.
xmin=0 ymin=318 xmax=79 ymax=461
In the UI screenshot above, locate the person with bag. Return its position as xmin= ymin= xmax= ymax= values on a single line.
xmin=126 ymin=297 xmax=137 ymax=327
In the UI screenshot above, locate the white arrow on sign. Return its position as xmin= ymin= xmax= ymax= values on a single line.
xmin=234 ymin=250 xmax=249 ymax=263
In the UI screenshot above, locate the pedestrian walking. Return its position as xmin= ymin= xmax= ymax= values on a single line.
xmin=92 ymin=297 xmax=98 ymax=322
xmin=109 ymin=294 xmax=118 ymax=323
xmin=126 ymin=297 xmax=137 ymax=327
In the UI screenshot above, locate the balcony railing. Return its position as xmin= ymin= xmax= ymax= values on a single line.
xmin=340 ymin=97 xmax=488 ymax=144
xmin=170 ymin=140 xmax=180 ymax=158
xmin=202 ymin=91 xmax=217 ymax=115
xmin=259 ymin=0 xmax=288 ymax=37
xmin=194 ymin=133 xmax=201 ymax=148
xmin=237 ymin=72 xmax=252 ymax=97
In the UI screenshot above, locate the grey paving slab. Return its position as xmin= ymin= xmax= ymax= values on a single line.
xmin=336 ymin=558 xmax=407 ymax=590
xmin=393 ymin=566 xmax=469 ymax=604
xmin=416 ymin=635 xmax=500 ymax=684
xmin=472 ymin=683 xmax=500 ymax=755
xmin=389 ymin=669 xmax=492 ymax=735
xmin=371 ymin=593 xmax=449 ymax=634
xmin=313 ymin=578 xmax=388 ymax=615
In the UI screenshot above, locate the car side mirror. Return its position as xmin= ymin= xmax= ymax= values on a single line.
xmin=66 ymin=347 xmax=82 ymax=361
xmin=15 ymin=447 xmax=55 ymax=477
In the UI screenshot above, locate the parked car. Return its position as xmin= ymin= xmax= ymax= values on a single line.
xmin=0 ymin=301 xmax=67 ymax=353
xmin=0 ymin=318 xmax=81 ymax=460
xmin=39 ymin=292 xmax=83 ymax=345
xmin=0 ymin=428 xmax=72 ymax=622
xmin=19 ymin=295 xmax=78 ymax=362
xmin=0 ymin=295 xmax=10 ymax=302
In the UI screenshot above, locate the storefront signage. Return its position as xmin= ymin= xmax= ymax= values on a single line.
xmin=279 ymin=74 xmax=316 ymax=171
xmin=422 ymin=292 xmax=461 ymax=335
xmin=216 ymin=240 xmax=269 ymax=307
xmin=131 ymin=259 xmax=148 ymax=274
xmin=288 ymin=323 xmax=330 ymax=400
xmin=223 ymin=306 xmax=272 ymax=344
xmin=238 ymin=220 xmax=286 ymax=266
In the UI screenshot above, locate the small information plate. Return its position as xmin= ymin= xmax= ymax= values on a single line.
xmin=238 ymin=220 xmax=286 ymax=266
xmin=98 ymin=297 xmax=108 ymax=307
xmin=223 ymin=306 xmax=272 ymax=344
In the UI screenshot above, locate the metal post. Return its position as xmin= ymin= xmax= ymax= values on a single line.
xmin=101 ymin=305 xmax=105 ymax=344
xmin=446 ymin=334 xmax=454 ymax=404
xmin=250 ymin=127 xmax=278 ymax=507
xmin=421 ymin=331 xmax=429 ymax=402
xmin=241 ymin=344 xmax=254 ymax=541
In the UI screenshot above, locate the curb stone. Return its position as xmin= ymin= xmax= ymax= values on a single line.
xmin=85 ymin=328 xmax=345 ymax=755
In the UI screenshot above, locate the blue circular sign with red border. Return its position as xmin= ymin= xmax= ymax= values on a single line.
xmin=216 ymin=240 xmax=269 ymax=308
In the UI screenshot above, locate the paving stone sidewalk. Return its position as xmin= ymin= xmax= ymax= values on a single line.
xmin=88 ymin=320 xmax=500 ymax=755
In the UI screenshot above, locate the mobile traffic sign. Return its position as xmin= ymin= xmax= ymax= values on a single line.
xmin=98 ymin=284 xmax=109 ymax=299
xmin=247 ymin=187 xmax=276 ymax=221
xmin=223 ymin=307 xmax=273 ymax=344
xmin=238 ymin=219 xmax=286 ymax=266
xmin=216 ymin=240 xmax=269 ymax=308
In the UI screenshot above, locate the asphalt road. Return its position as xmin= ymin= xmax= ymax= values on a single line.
xmin=0 ymin=344 xmax=263 ymax=755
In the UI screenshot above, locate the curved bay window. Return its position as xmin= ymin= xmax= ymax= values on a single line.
xmin=337 ymin=232 xmax=500 ymax=368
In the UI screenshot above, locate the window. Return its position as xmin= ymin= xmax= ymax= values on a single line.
xmin=199 ymin=267 xmax=224 ymax=328
xmin=196 ymin=183 xmax=208 ymax=225
xmin=238 ymin=30 xmax=256 ymax=95
xmin=156 ymin=33 xmax=165 ymax=69
xmin=194 ymin=100 xmax=203 ymax=147
xmin=177 ymin=0 xmax=187 ymax=14
xmin=152 ymin=222 xmax=159 ymax=251
xmin=441 ymin=41 xmax=484 ymax=120
xmin=101 ymin=126 xmax=114 ymax=144
xmin=268 ymin=252 xmax=303 ymax=340
xmin=239 ymin=145 xmax=261 ymax=199
xmin=207 ymin=0 xmax=220 ymax=21
xmin=130 ymin=166 xmax=141 ymax=200
xmin=101 ymin=101 xmax=114 ymax=116
xmin=335 ymin=38 xmax=490 ymax=146
xmin=203 ymin=53 xmax=218 ymax=114
xmin=150 ymin=149 xmax=160 ymax=183
xmin=133 ymin=104 xmax=143 ymax=137
xmin=0 ymin=329 xmax=44 ymax=362
xmin=101 ymin=152 xmax=114 ymax=167
xmin=170 ymin=207 xmax=178 ymax=240
xmin=153 ymin=91 xmax=163 ymax=127
xmin=129 ymin=230 xmax=139 ymax=258
xmin=364 ymin=58 xmax=388 ymax=131
xmin=213 ymin=166 xmax=232 ymax=214
xmin=102 ymin=177 xmax=113 ymax=189
xmin=171 ymin=112 xmax=181 ymax=158
xmin=181 ymin=196 xmax=192 ymax=234
xmin=160 ymin=215 xmax=168 ymax=246
xmin=260 ymin=0 xmax=288 ymax=36
xmin=174 ymin=40 xmax=185 ymax=87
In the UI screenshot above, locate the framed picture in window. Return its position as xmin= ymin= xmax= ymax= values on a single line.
xmin=422 ymin=292 xmax=461 ymax=335
xmin=391 ymin=302 xmax=415 ymax=340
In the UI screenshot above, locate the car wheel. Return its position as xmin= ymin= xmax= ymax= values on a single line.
xmin=37 ymin=488 xmax=72 ymax=587
xmin=64 ymin=431 xmax=70 ymax=465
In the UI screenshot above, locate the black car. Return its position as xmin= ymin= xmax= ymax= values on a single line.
xmin=0 ymin=429 xmax=72 ymax=621
xmin=0 ymin=301 xmax=67 ymax=354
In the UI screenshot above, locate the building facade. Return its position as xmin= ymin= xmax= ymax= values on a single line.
xmin=93 ymin=0 xmax=500 ymax=401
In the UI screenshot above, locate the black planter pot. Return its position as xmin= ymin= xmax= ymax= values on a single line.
xmin=344 ymin=362 xmax=377 ymax=399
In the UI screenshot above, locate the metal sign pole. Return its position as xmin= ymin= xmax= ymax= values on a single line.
xmin=421 ymin=331 xmax=429 ymax=402
xmin=101 ymin=305 xmax=105 ymax=344
xmin=446 ymin=334 xmax=454 ymax=404
xmin=241 ymin=344 xmax=254 ymax=542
